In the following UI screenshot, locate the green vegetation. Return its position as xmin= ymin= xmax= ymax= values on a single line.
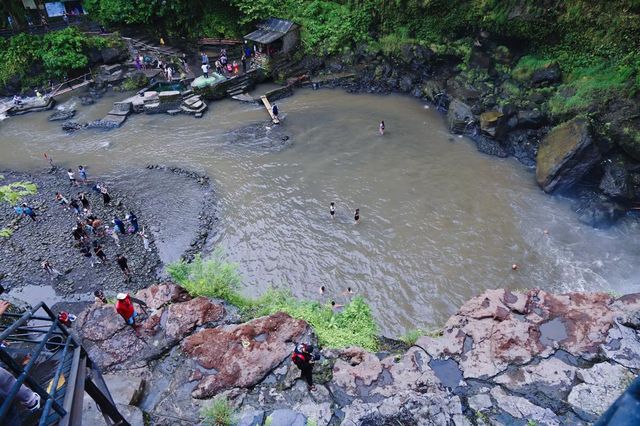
xmin=0 ymin=176 xmax=37 ymax=238
xmin=0 ymin=27 xmax=122 ymax=90
xmin=201 ymin=396 xmax=236 ymax=426
xmin=167 ymin=251 xmax=379 ymax=351
xmin=400 ymin=329 xmax=424 ymax=346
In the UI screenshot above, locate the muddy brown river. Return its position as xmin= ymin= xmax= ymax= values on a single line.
xmin=1 ymin=87 xmax=639 ymax=336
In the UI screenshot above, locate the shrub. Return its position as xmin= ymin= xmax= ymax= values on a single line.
xmin=201 ymin=396 xmax=235 ymax=426
xmin=400 ymin=329 xmax=424 ymax=346
xmin=167 ymin=251 xmax=380 ymax=351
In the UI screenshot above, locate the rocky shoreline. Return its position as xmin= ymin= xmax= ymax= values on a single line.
xmin=0 ymin=168 xmax=162 ymax=304
xmin=75 ymin=284 xmax=640 ymax=425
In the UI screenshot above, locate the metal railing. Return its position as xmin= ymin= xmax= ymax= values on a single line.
xmin=0 ymin=302 xmax=129 ymax=425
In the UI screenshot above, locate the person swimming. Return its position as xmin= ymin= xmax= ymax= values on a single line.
xmin=379 ymin=120 xmax=385 ymax=136
xmin=354 ymin=208 xmax=360 ymax=224
xmin=330 ymin=202 xmax=335 ymax=219
xmin=319 ymin=285 xmax=325 ymax=294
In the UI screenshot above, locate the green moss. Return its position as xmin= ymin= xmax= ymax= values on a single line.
xmin=511 ymin=56 xmax=555 ymax=83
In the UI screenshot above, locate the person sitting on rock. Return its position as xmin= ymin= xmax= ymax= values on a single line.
xmin=291 ymin=343 xmax=316 ymax=391
xmin=115 ymin=293 xmax=138 ymax=325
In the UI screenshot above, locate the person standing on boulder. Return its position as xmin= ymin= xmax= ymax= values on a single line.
xmin=116 ymin=254 xmax=131 ymax=281
xmin=201 ymin=63 xmax=209 ymax=79
xmin=115 ymin=293 xmax=138 ymax=325
xmin=291 ymin=343 xmax=316 ymax=391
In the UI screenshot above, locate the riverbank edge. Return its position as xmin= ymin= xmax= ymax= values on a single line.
xmin=75 ymin=282 xmax=640 ymax=425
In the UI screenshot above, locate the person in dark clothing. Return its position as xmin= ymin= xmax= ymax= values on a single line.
xmin=330 ymin=202 xmax=335 ymax=219
xmin=80 ymin=243 xmax=94 ymax=267
xmin=116 ymin=254 xmax=131 ymax=281
xmin=100 ymin=184 xmax=111 ymax=206
xmin=69 ymin=198 xmax=81 ymax=216
xmin=113 ymin=216 xmax=126 ymax=235
xmin=241 ymin=54 xmax=247 ymax=73
xmin=21 ymin=203 xmax=36 ymax=221
xmin=127 ymin=212 xmax=139 ymax=234
xmin=291 ymin=343 xmax=316 ymax=391
xmin=92 ymin=241 xmax=107 ymax=263
xmin=272 ymin=103 xmax=279 ymax=119
xmin=78 ymin=192 xmax=90 ymax=212
xmin=354 ymin=208 xmax=360 ymax=224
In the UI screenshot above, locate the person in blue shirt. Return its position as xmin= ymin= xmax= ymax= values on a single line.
xmin=113 ymin=216 xmax=126 ymax=234
xmin=21 ymin=203 xmax=36 ymax=222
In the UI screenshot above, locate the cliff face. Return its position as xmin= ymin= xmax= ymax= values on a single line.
xmin=77 ymin=285 xmax=640 ymax=425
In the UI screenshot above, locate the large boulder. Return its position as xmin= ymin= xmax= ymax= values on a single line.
xmin=536 ymin=118 xmax=601 ymax=193
xmin=530 ymin=62 xmax=561 ymax=87
xmin=181 ymin=312 xmax=310 ymax=398
xmin=165 ymin=296 xmax=225 ymax=340
xmin=599 ymin=159 xmax=634 ymax=200
xmin=135 ymin=282 xmax=191 ymax=309
xmin=447 ymin=99 xmax=474 ymax=134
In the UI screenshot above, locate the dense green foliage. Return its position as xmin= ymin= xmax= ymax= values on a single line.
xmin=201 ymin=396 xmax=236 ymax=426
xmin=0 ymin=176 xmax=37 ymax=238
xmin=81 ymin=0 xmax=639 ymax=110
xmin=167 ymin=252 xmax=379 ymax=351
xmin=0 ymin=27 xmax=120 ymax=88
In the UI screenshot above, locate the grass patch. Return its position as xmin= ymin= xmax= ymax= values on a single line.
xmin=400 ymin=329 xmax=424 ymax=346
xmin=201 ymin=396 xmax=235 ymax=426
xmin=167 ymin=251 xmax=379 ymax=351
xmin=512 ymin=56 xmax=555 ymax=83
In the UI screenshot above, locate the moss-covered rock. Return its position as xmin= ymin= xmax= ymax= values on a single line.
xmin=536 ymin=118 xmax=601 ymax=193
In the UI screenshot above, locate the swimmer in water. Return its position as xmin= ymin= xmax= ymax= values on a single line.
xmin=319 ymin=285 xmax=325 ymax=294
xmin=330 ymin=202 xmax=335 ymax=219
xmin=354 ymin=208 xmax=360 ymax=224
xmin=379 ymin=120 xmax=385 ymax=136
xmin=342 ymin=287 xmax=354 ymax=296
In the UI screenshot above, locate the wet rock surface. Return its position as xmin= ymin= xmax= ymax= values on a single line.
xmin=222 ymin=122 xmax=293 ymax=152
xmin=75 ymin=285 xmax=640 ymax=425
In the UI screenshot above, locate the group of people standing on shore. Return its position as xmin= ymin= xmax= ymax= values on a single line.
xmin=200 ymin=41 xmax=252 ymax=79
xmin=16 ymin=161 xmax=151 ymax=285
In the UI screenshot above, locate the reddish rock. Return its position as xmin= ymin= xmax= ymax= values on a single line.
xmin=165 ymin=296 xmax=225 ymax=340
xmin=135 ymin=282 xmax=191 ymax=310
xmin=181 ymin=312 xmax=310 ymax=398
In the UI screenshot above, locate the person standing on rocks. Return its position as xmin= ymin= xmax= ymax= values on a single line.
xmin=21 ymin=203 xmax=37 ymax=222
xmin=108 ymin=226 xmax=121 ymax=248
xmin=78 ymin=165 xmax=88 ymax=183
xmin=94 ymin=290 xmax=108 ymax=304
xmin=42 ymin=260 xmax=63 ymax=280
xmin=69 ymin=197 xmax=81 ymax=216
xmin=127 ymin=212 xmax=139 ymax=234
xmin=78 ymin=192 xmax=90 ymax=214
xmin=93 ymin=241 xmax=107 ymax=264
xmin=67 ymin=169 xmax=77 ymax=186
xmin=139 ymin=226 xmax=151 ymax=252
xmin=116 ymin=254 xmax=131 ymax=281
xmin=100 ymin=184 xmax=111 ymax=206
xmin=115 ymin=293 xmax=138 ymax=325
xmin=201 ymin=63 xmax=209 ymax=79
xmin=113 ymin=216 xmax=126 ymax=235
xmin=291 ymin=343 xmax=316 ymax=391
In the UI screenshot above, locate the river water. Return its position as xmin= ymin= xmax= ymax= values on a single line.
xmin=1 ymin=88 xmax=639 ymax=335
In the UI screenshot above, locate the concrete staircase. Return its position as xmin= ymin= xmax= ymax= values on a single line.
xmin=226 ymin=72 xmax=255 ymax=97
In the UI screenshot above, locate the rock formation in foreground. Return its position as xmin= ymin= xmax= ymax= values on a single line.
xmin=76 ymin=284 xmax=640 ymax=425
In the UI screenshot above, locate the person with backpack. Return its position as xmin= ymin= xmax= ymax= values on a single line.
xmin=291 ymin=343 xmax=316 ymax=391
